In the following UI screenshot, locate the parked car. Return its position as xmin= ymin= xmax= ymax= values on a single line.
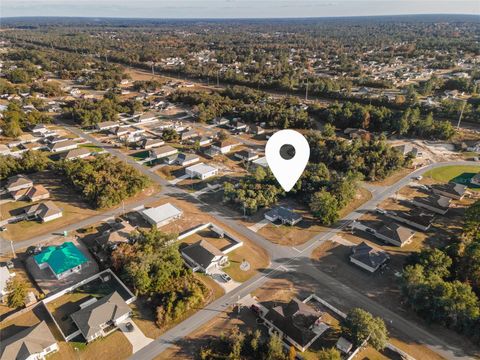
xmin=375 ymin=208 xmax=386 ymax=215
xmin=0 ymin=226 xmax=6 ymax=232
xmin=414 ymin=175 xmax=423 ymax=180
xmin=6 ymin=261 xmax=14 ymax=269
xmin=125 ymin=322 xmax=134 ymax=332
xmin=220 ymin=273 xmax=232 ymax=282
xmin=366 ymin=228 xmax=376 ymax=234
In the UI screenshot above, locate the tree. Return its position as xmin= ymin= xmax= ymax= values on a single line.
xmin=317 ymin=348 xmax=341 ymax=360
xmin=6 ymin=277 xmax=28 ymax=308
xmin=1 ymin=116 xmax=22 ymax=137
xmin=218 ymin=130 xmax=229 ymax=140
xmin=322 ymin=123 xmax=336 ymax=138
xmin=288 ymin=345 xmax=296 ymax=360
xmin=309 ymin=190 xmax=340 ymax=225
xmin=343 ymin=308 xmax=389 ymax=350
xmin=161 ymin=128 xmax=179 ymax=142
xmin=266 ymin=333 xmax=286 ymax=360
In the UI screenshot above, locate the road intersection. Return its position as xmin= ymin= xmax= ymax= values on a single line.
xmin=1 ymin=121 xmax=476 ymax=360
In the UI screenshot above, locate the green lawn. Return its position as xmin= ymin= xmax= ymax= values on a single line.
xmin=424 ymin=165 xmax=480 ymax=189
xmin=79 ymin=143 xmax=103 ymax=152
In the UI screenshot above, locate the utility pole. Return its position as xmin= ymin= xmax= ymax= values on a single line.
xmin=10 ymin=241 xmax=16 ymax=259
xmin=151 ymin=63 xmax=155 ymax=76
xmin=305 ymin=79 xmax=308 ymax=101
xmin=457 ymin=100 xmax=466 ymax=129
xmin=216 ymin=71 xmax=219 ymax=87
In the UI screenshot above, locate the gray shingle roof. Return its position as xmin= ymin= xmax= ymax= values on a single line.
xmin=71 ymin=291 xmax=130 ymax=340
xmin=0 ymin=321 xmax=56 ymax=360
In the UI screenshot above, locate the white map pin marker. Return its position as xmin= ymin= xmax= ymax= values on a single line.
xmin=265 ymin=129 xmax=310 ymax=192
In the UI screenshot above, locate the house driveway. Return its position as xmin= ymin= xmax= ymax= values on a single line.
xmin=209 ymin=269 xmax=242 ymax=293
xmin=118 ymin=319 xmax=153 ymax=353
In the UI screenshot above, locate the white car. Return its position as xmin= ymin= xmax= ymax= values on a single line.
xmin=414 ymin=175 xmax=423 ymax=180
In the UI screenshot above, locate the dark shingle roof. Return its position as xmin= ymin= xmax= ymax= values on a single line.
xmin=350 ymin=242 xmax=389 ymax=269
xmin=181 ymin=240 xmax=223 ymax=269
xmin=265 ymin=298 xmax=322 ymax=347
xmin=71 ymin=292 xmax=130 ymax=339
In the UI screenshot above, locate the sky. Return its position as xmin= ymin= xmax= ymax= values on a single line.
xmin=1 ymin=0 xmax=479 ymax=18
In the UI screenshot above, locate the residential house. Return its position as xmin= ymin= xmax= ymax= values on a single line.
xmin=191 ymin=136 xmax=212 ymax=147
xmin=264 ymin=207 xmax=302 ymax=226
xmin=64 ymin=147 xmax=92 ymax=161
xmin=0 ymin=321 xmax=58 ymax=360
xmin=471 ymin=173 xmax=480 ymax=186
xmin=150 ymin=145 xmax=178 ymax=160
xmin=5 ymin=175 xmax=33 ymax=192
xmin=261 ymin=298 xmax=328 ymax=352
xmin=412 ymin=194 xmax=451 ymax=215
xmin=229 ymin=120 xmax=248 ymax=133
xmin=20 ymin=142 xmax=45 ymax=151
xmin=138 ymin=138 xmax=165 ymax=150
xmin=349 ymin=242 xmax=389 ymax=272
xmin=211 ymin=138 xmax=239 ymax=154
xmin=71 ymin=292 xmax=131 ymax=343
xmin=140 ymin=203 xmax=183 ymax=228
xmin=252 ymin=156 xmax=268 ymax=169
xmin=185 ymin=163 xmax=218 ymax=180
xmin=181 ymin=240 xmax=228 ymax=274
xmin=214 ymin=117 xmax=230 ymax=126
xmin=96 ymin=121 xmax=119 ymax=131
xmin=344 ymin=128 xmax=371 ymax=140
xmin=431 ymin=183 xmax=467 ymax=200
xmin=375 ymin=221 xmax=415 ymax=247
xmin=385 ymin=208 xmax=435 ymax=231
xmin=234 ymin=149 xmax=259 ymax=162
xmin=133 ymin=111 xmax=159 ymax=123
xmin=0 ymin=266 xmax=15 ymax=299
xmin=175 ymin=153 xmax=200 ymax=167
xmin=250 ymin=125 xmax=265 ymax=135
xmin=25 ymin=184 xmax=50 ymax=202
xmin=31 ymin=124 xmax=51 ymax=137
xmin=180 ymin=129 xmax=198 ymax=142
xmin=25 ymin=201 xmax=63 ymax=223
xmin=34 ymin=242 xmax=88 ymax=279
xmin=45 ymin=135 xmax=69 ymax=145
xmin=49 ymin=140 xmax=78 ymax=153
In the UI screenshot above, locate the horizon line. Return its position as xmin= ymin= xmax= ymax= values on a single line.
xmin=2 ymin=13 xmax=480 ymax=20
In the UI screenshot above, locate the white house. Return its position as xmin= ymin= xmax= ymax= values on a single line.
xmin=0 ymin=321 xmax=59 ymax=360
xmin=181 ymin=240 xmax=228 ymax=274
xmin=211 ymin=138 xmax=239 ymax=154
xmin=150 ymin=145 xmax=178 ymax=160
xmin=185 ymin=163 xmax=218 ymax=180
xmin=70 ymin=292 xmax=131 ymax=343
xmin=49 ymin=140 xmax=78 ymax=153
xmin=140 ymin=203 xmax=183 ymax=228
xmin=0 ymin=266 xmax=15 ymax=299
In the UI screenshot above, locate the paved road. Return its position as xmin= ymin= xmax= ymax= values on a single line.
xmin=4 ymin=121 xmax=477 ymax=360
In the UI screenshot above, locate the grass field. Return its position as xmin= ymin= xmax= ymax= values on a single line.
xmin=423 ymin=165 xmax=480 ymax=189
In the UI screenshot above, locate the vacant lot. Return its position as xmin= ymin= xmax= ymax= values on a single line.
xmin=130 ymin=273 xmax=224 ymax=340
